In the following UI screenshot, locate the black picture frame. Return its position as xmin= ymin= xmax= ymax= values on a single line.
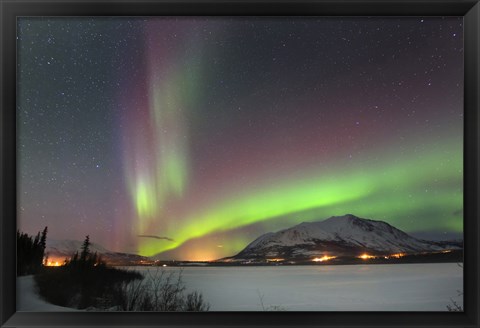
xmin=1 ymin=0 xmax=479 ymax=327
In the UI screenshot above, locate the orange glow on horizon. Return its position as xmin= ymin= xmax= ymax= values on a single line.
xmin=312 ymin=255 xmax=337 ymax=262
xmin=389 ymin=253 xmax=406 ymax=259
xmin=358 ymin=253 xmax=376 ymax=260
xmin=174 ymin=249 xmax=218 ymax=262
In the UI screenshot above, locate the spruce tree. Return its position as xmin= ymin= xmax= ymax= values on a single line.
xmin=40 ymin=227 xmax=48 ymax=250
xmin=80 ymin=235 xmax=90 ymax=263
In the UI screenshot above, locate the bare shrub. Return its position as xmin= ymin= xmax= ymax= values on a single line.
xmin=446 ymin=296 xmax=463 ymax=312
xmin=184 ymin=291 xmax=210 ymax=311
xmin=256 ymin=289 xmax=286 ymax=311
xmin=114 ymin=268 xmax=209 ymax=311
xmin=115 ymin=276 xmax=150 ymax=311
xmin=447 ymin=263 xmax=463 ymax=312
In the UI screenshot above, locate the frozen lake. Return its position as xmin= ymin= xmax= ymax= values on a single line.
xmin=130 ymin=263 xmax=463 ymax=311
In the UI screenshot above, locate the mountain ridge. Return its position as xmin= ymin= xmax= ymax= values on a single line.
xmin=226 ymin=214 xmax=462 ymax=261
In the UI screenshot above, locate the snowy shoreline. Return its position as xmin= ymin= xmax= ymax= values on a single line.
xmin=17 ymin=263 xmax=463 ymax=312
xmin=16 ymin=276 xmax=80 ymax=312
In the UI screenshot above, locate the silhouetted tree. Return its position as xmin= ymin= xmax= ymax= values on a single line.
xmin=17 ymin=227 xmax=48 ymax=275
xmin=80 ymin=235 xmax=90 ymax=263
xmin=40 ymin=227 xmax=48 ymax=249
xmin=64 ymin=236 xmax=105 ymax=270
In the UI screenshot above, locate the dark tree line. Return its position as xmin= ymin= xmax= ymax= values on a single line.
xmin=17 ymin=227 xmax=48 ymax=276
xmin=18 ymin=231 xmax=210 ymax=311
xmin=35 ymin=235 xmax=143 ymax=309
xmin=65 ymin=235 xmax=105 ymax=270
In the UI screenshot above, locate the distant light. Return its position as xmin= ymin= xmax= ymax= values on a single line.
xmin=358 ymin=254 xmax=376 ymax=260
xmin=45 ymin=260 xmax=63 ymax=267
xmin=312 ymin=255 xmax=337 ymax=262
xmin=162 ymin=264 xmax=167 ymax=267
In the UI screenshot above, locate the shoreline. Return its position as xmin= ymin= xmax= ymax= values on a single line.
xmin=114 ymin=249 xmax=463 ymax=268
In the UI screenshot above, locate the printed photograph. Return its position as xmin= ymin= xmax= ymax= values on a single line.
xmin=17 ymin=17 xmax=463 ymax=311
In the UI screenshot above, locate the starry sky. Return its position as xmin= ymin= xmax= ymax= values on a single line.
xmin=17 ymin=17 xmax=463 ymax=260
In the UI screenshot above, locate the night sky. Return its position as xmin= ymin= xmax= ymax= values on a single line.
xmin=18 ymin=17 xmax=463 ymax=260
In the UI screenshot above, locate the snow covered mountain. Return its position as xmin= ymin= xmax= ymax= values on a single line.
xmin=46 ymin=239 xmax=149 ymax=265
xmin=230 ymin=214 xmax=462 ymax=260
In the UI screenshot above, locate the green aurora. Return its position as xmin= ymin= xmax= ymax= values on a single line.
xmin=138 ymin=137 xmax=462 ymax=257
xmin=17 ymin=18 xmax=464 ymax=259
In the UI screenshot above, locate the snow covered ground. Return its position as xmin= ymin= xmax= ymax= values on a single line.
xmin=134 ymin=263 xmax=463 ymax=311
xmin=17 ymin=263 xmax=462 ymax=311
xmin=16 ymin=276 xmax=80 ymax=311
